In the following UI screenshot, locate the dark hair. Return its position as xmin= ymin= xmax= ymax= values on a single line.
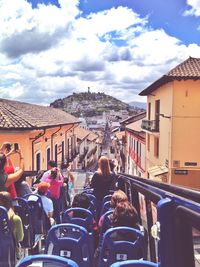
xmin=112 ymin=202 xmax=139 ymax=228
xmin=72 ymin=193 xmax=90 ymax=209
xmin=0 ymin=153 xmax=6 ymax=170
xmin=48 ymin=160 xmax=57 ymax=168
xmin=50 ymin=168 xmax=58 ymax=179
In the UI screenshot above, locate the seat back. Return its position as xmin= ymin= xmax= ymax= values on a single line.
xmin=99 ymin=210 xmax=113 ymax=238
xmin=13 ymin=197 xmax=34 ymax=248
xmin=110 ymin=260 xmax=158 ymax=267
xmin=45 ymin=223 xmax=93 ymax=267
xmin=0 ymin=206 xmax=16 ymax=267
xmin=16 ymin=254 xmax=79 ymax=267
xmin=84 ymin=193 xmax=97 ymax=218
xmin=102 ymin=194 xmax=112 ymax=205
xmin=99 ymin=227 xmax=145 ymax=267
xmin=23 ymin=193 xmax=50 ymax=234
xmin=62 ymin=207 xmax=94 ymax=255
xmin=62 ymin=208 xmax=94 ymax=233
xmin=100 ymin=200 xmax=111 ymax=217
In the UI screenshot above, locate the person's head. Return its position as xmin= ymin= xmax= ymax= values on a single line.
xmin=110 ymin=190 xmax=128 ymax=209
xmin=0 ymin=191 xmax=13 ymax=211
xmin=0 ymin=153 xmax=6 ymax=170
xmin=37 ymin=182 xmax=50 ymax=195
xmin=50 ymin=167 xmax=58 ymax=179
xmin=72 ymin=193 xmax=90 ymax=209
xmin=98 ymin=156 xmax=111 ymax=177
xmin=112 ymin=202 xmax=139 ymax=228
xmin=47 ymin=160 xmax=57 ymax=170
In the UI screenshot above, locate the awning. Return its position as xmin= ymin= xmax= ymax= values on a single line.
xmin=148 ymin=165 xmax=168 ymax=177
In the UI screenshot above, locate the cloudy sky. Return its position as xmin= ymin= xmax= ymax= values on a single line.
xmin=1 ymin=0 xmax=200 ymax=106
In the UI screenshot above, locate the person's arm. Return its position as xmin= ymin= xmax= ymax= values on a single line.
xmin=67 ymin=170 xmax=75 ymax=185
xmin=5 ymin=150 xmax=24 ymax=187
xmin=47 ymin=199 xmax=54 ymax=218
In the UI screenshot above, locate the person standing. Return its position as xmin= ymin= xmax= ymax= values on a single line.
xmin=0 ymin=143 xmax=24 ymax=192
xmin=90 ymin=156 xmax=117 ymax=220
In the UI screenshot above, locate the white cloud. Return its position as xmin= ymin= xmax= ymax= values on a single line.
xmin=184 ymin=0 xmax=200 ymax=16
xmin=0 ymin=0 xmax=200 ymax=106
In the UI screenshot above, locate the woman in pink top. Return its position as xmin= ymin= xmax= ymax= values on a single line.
xmin=45 ymin=167 xmax=64 ymax=199
xmin=44 ymin=167 xmax=64 ymax=223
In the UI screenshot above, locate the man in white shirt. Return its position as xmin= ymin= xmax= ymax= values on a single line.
xmin=40 ymin=160 xmax=57 ymax=182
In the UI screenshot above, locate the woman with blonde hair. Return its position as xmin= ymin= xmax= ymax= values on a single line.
xmin=90 ymin=156 xmax=117 ymax=219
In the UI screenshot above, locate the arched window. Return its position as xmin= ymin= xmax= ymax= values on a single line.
xmin=54 ymin=144 xmax=58 ymax=164
xmin=46 ymin=147 xmax=50 ymax=168
xmin=36 ymin=152 xmax=41 ymax=171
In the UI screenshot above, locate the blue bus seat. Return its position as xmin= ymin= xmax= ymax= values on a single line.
xmin=84 ymin=193 xmax=97 ymax=218
xmin=99 ymin=210 xmax=113 ymax=238
xmin=16 ymin=254 xmax=79 ymax=267
xmin=102 ymin=194 xmax=112 ymax=205
xmin=62 ymin=207 xmax=94 ymax=232
xmin=110 ymin=260 xmax=158 ymax=267
xmin=13 ymin=197 xmax=34 ymax=248
xmin=23 ymin=193 xmax=50 ymax=235
xmin=99 ymin=226 xmax=145 ymax=267
xmin=85 ymin=193 xmax=97 ymax=206
xmin=0 ymin=206 xmax=16 ymax=267
xmin=45 ymin=223 xmax=93 ymax=267
xmin=100 ymin=200 xmax=111 ymax=218
xmin=62 ymin=207 xmax=95 ymax=254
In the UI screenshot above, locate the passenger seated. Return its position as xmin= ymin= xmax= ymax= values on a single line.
xmin=95 ymin=201 xmax=141 ymax=263
xmin=71 ymin=193 xmax=98 ymax=247
xmin=99 ymin=190 xmax=128 ymax=228
xmin=111 ymin=202 xmax=148 ymax=259
xmin=37 ymin=182 xmax=54 ymax=224
xmin=0 ymin=191 xmax=24 ymax=260
xmin=72 ymin=192 xmax=91 ymax=217
xmin=112 ymin=202 xmax=139 ymax=234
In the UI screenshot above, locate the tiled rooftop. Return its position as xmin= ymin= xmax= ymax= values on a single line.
xmin=139 ymin=57 xmax=200 ymax=96
xmin=168 ymin=57 xmax=200 ymax=77
xmin=74 ymin=127 xmax=98 ymax=142
xmin=0 ymin=98 xmax=79 ymax=129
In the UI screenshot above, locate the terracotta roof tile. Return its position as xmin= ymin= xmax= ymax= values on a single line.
xmin=0 ymin=98 xmax=79 ymax=129
xmin=74 ymin=127 xmax=98 ymax=142
xmin=139 ymin=57 xmax=200 ymax=96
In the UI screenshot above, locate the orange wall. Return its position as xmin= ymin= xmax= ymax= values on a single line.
xmin=172 ymin=80 xmax=200 ymax=167
xmin=0 ymin=124 xmax=77 ymax=170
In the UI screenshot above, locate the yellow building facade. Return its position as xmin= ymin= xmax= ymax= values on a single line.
xmin=140 ymin=57 xmax=200 ymax=189
xmin=0 ymin=99 xmax=79 ymax=171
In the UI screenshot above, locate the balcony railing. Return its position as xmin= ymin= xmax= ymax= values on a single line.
xmin=141 ymin=119 xmax=159 ymax=132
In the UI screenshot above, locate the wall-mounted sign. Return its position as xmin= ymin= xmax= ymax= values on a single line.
xmin=184 ymin=162 xmax=197 ymax=166
xmin=174 ymin=170 xmax=188 ymax=175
